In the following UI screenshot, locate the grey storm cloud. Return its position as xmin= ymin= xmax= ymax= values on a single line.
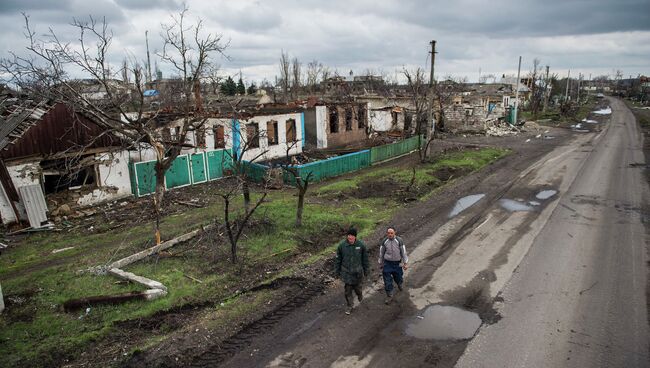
xmin=1 ymin=0 xmax=649 ymax=83
xmin=114 ymin=0 xmax=182 ymax=11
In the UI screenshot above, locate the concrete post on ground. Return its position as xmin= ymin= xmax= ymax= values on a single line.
xmin=0 ymin=282 xmax=5 ymax=313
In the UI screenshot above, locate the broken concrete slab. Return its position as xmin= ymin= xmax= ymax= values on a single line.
xmin=108 ymin=268 xmax=168 ymax=291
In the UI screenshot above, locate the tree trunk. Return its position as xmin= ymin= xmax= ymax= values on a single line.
xmin=296 ymin=188 xmax=305 ymax=227
xmin=242 ymin=180 xmax=251 ymax=213
xmin=153 ymin=164 xmax=166 ymax=245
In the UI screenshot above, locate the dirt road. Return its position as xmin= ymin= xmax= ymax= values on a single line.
xmin=456 ymin=97 xmax=649 ymax=367
xmin=184 ymin=98 xmax=648 ymax=368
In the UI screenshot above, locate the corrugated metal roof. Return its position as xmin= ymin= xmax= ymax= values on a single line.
xmin=18 ymin=184 xmax=48 ymax=229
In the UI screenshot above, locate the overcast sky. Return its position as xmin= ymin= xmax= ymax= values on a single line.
xmin=1 ymin=0 xmax=649 ymax=85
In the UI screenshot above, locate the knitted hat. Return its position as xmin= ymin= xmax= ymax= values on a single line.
xmin=347 ymin=228 xmax=357 ymax=237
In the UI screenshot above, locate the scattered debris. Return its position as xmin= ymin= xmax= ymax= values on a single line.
xmin=485 ymin=120 xmax=520 ymax=137
xmin=175 ymin=200 xmax=204 ymax=208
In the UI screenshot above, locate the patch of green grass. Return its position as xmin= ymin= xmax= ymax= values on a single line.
xmin=315 ymin=178 xmax=360 ymax=195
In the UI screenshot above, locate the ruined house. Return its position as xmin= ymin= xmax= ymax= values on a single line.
xmin=303 ymin=102 xmax=369 ymax=150
xmin=162 ymin=108 xmax=305 ymax=162
xmin=442 ymin=83 xmax=513 ymax=132
xmin=0 ymin=100 xmax=131 ymax=227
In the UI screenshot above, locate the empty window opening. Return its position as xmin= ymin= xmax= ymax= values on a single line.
xmin=329 ymin=107 xmax=339 ymax=133
xmin=246 ymin=122 xmax=260 ymax=148
xmin=195 ymin=127 xmax=206 ymax=148
xmin=41 ymin=157 xmax=98 ymax=194
xmin=267 ymin=120 xmax=279 ymax=145
xmin=213 ymin=125 xmax=225 ymax=149
xmin=345 ymin=108 xmax=353 ymax=131
xmin=357 ymin=106 xmax=366 ymax=129
xmin=286 ymin=119 xmax=296 ymax=142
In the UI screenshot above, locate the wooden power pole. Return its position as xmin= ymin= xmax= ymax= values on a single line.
xmin=427 ymin=40 xmax=437 ymax=138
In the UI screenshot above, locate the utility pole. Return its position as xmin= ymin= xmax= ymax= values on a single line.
xmin=513 ymin=56 xmax=522 ymax=126
xmin=576 ymin=73 xmax=582 ymax=104
xmin=145 ymin=30 xmax=152 ymax=84
xmin=427 ymin=40 xmax=437 ymax=139
xmin=543 ymin=65 xmax=550 ymax=112
xmin=565 ymin=69 xmax=571 ymax=101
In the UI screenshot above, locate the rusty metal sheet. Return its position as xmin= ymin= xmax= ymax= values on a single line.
xmin=18 ymin=184 xmax=48 ymax=229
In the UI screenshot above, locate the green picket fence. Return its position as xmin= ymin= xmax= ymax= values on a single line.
xmin=370 ymin=135 xmax=422 ymax=164
xmin=129 ymin=149 xmax=232 ymax=197
xmin=283 ymin=150 xmax=371 ymax=185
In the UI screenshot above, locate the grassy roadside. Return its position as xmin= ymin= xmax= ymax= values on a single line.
xmin=0 ymin=147 xmax=509 ymax=367
xmin=519 ymin=96 xmax=598 ymax=123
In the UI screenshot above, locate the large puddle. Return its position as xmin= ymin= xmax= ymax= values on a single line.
xmin=498 ymin=199 xmax=534 ymax=212
xmin=536 ymin=189 xmax=557 ymax=200
xmin=448 ymin=194 xmax=485 ymax=218
xmin=406 ymin=305 xmax=481 ymax=340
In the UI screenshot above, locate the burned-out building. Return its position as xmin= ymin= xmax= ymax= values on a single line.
xmin=442 ymin=83 xmax=514 ymax=132
xmin=0 ymin=100 xmax=130 ymax=227
xmin=303 ymin=102 xmax=369 ymax=150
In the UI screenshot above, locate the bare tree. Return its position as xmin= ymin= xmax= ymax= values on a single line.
xmin=1 ymin=8 xmax=228 ymax=244
xmin=223 ymin=100 xmax=270 ymax=213
xmin=280 ymin=140 xmax=313 ymax=227
xmin=403 ymin=67 xmax=430 ymax=162
xmin=279 ymin=50 xmax=290 ymax=102
xmin=291 ymin=57 xmax=302 ymax=98
xmin=305 ymin=60 xmax=323 ymax=93
xmin=218 ymin=182 xmax=268 ymax=264
xmin=527 ymin=58 xmax=542 ymax=118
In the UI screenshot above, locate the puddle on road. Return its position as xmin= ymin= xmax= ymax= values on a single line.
xmin=498 ymin=199 xmax=534 ymax=212
xmin=536 ymin=190 xmax=557 ymax=200
xmin=406 ymin=305 xmax=481 ymax=340
xmin=528 ymin=200 xmax=541 ymax=206
xmin=448 ymin=194 xmax=485 ymax=218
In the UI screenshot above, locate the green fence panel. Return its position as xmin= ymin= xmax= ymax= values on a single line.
xmin=242 ymin=161 xmax=269 ymax=183
xmin=284 ymin=150 xmax=371 ymax=185
xmin=128 ymin=162 xmax=137 ymax=196
xmin=165 ymin=154 xmax=191 ymax=189
xmin=370 ymin=135 xmax=422 ymax=164
xmin=206 ymin=149 xmax=232 ymax=180
xmin=133 ymin=160 xmax=157 ymax=197
xmin=190 ymin=152 xmax=208 ymax=184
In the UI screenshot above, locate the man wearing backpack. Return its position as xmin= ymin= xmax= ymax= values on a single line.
xmin=379 ymin=227 xmax=408 ymax=304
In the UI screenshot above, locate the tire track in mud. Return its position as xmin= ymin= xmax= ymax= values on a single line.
xmin=188 ymin=280 xmax=324 ymax=368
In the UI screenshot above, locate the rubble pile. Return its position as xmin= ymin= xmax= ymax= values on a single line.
xmin=485 ymin=120 xmax=520 ymax=137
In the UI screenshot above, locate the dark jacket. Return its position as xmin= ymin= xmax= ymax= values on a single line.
xmin=336 ymin=239 xmax=369 ymax=285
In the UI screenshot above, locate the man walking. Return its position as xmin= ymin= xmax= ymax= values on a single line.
xmin=379 ymin=227 xmax=408 ymax=304
xmin=336 ymin=228 xmax=369 ymax=315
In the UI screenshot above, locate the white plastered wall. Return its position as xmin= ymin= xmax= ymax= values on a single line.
xmin=77 ymin=150 xmax=133 ymax=206
xmin=315 ymin=106 xmax=328 ymax=149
